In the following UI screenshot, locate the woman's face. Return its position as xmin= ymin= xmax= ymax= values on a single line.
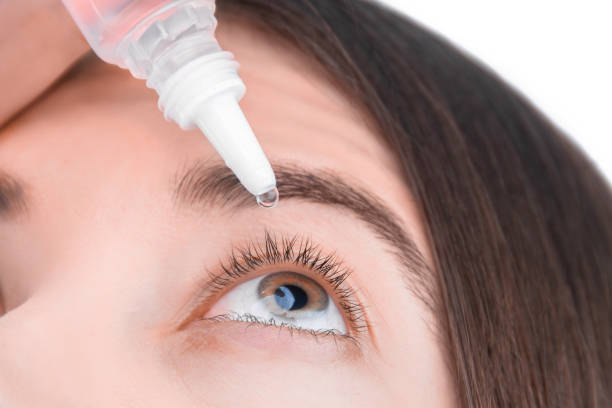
xmin=0 ymin=18 xmax=454 ymax=407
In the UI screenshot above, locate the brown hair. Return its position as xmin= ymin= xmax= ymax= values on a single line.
xmin=217 ymin=0 xmax=612 ymax=406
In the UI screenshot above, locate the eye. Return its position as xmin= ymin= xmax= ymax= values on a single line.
xmin=176 ymin=233 xmax=367 ymax=342
xmin=205 ymin=270 xmax=347 ymax=334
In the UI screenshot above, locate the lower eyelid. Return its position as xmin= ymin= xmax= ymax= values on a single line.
xmin=179 ymin=315 xmax=363 ymax=361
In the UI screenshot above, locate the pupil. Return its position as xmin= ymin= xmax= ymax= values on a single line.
xmin=274 ymin=285 xmax=308 ymax=311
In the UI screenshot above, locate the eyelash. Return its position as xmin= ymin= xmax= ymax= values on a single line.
xmin=192 ymin=231 xmax=368 ymax=342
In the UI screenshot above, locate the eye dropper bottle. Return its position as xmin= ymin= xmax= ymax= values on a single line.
xmin=61 ymin=0 xmax=278 ymax=208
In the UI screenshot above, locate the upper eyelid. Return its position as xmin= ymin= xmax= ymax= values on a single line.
xmin=172 ymin=231 xmax=368 ymax=336
xmin=172 ymin=162 xmax=433 ymax=317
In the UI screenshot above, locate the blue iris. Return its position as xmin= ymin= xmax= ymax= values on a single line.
xmin=274 ymin=285 xmax=308 ymax=311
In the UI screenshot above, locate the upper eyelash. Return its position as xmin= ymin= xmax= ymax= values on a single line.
xmin=201 ymin=230 xmax=368 ymax=335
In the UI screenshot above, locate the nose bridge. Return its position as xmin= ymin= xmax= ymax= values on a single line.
xmin=0 ymin=287 xmax=198 ymax=408
xmin=0 ymin=205 xmax=206 ymax=405
xmin=0 ymin=244 xmax=162 ymax=406
xmin=58 ymin=234 xmax=168 ymax=334
xmin=0 ymin=288 xmax=107 ymax=405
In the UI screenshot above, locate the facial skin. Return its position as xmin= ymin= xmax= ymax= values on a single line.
xmin=0 ymin=16 xmax=455 ymax=407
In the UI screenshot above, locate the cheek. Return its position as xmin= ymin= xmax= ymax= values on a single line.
xmin=156 ymin=331 xmax=393 ymax=407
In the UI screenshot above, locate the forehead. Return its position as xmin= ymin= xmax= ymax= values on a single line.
xmin=215 ymin=18 xmax=402 ymax=178
xmin=0 ymin=18 xmax=428 ymax=258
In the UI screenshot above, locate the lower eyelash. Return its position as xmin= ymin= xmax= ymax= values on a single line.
xmin=200 ymin=231 xmax=369 ymax=337
xmin=203 ymin=312 xmax=359 ymax=344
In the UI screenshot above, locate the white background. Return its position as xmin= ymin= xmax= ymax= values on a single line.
xmin=378 ymin=0 xmax=611 ymax=182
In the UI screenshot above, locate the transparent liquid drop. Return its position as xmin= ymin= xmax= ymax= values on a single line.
xmin=256 ymin=187 xmax=279 ymax=208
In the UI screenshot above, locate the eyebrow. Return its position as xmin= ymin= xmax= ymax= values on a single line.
xmin=172 ymin=161 xmax=436 ymax=314
xmin=0 ymin=171 xmax=28 ymax=219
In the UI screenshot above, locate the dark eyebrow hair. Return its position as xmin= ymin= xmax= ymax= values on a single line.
xmin=172 ymin=161 xmax=437 ymax=315
xmin=0 ymin=171 xmax=28 ymax=219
